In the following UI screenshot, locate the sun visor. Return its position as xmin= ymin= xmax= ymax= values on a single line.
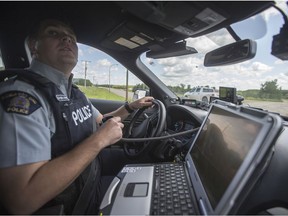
xmin=101 ymin=19 xmax=184 ymax=52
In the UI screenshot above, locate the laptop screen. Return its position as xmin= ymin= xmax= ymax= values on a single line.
xmin=190 ymin=105 xmax=262 ymax=208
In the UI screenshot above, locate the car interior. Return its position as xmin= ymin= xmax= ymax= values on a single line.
xmin=0 ymin=1 xmax=288 ymax=215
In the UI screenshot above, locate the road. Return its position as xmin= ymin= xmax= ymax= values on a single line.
xmin=244 ymin=100 xmax=288 ymax=116
xmin=108 ymin=88 xmax=134 ymax=100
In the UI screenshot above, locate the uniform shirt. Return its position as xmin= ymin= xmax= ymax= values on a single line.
xmin=0 ymin=59 xmax=100 ymax=168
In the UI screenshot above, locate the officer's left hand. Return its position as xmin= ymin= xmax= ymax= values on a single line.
xmin=129 ymin=96 xmax=154 ymax=110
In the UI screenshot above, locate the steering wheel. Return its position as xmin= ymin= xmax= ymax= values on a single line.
xmin=123 ymin=99 xmax=166 ymax=158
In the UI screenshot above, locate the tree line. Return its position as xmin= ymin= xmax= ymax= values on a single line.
xmin=239 ymin=79 xmax=287 ymax=101
xmin=75 ymin=78 xmax=287 ymax=101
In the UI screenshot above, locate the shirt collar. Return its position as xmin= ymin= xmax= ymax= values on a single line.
xmin=28 ymin=59 xmax=74 ymax=96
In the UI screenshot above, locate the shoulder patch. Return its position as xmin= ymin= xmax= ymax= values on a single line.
xmin=0 ymin=91 xmax=41 ymax=115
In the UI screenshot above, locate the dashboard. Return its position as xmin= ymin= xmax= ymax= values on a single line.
xmin=166 ymin=104 xmax=207 ymax=153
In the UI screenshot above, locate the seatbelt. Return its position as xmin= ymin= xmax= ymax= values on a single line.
xmin=72 ymin=159 xmax=99 ymax=214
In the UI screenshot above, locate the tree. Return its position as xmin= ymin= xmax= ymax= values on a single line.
xmin=73 ymin=78 xmax=93 ymax=86
xmin=259 ymin=79 xmax=282 ymax=100
xmin=132 ymin=83 xmax=149 ymax=92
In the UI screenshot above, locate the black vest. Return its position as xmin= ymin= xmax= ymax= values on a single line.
xmin=0 ymin=69 xmax=97 ymax=214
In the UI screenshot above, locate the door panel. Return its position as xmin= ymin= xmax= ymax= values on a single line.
xmin=89 ymin=98 xmax=124 ymax=115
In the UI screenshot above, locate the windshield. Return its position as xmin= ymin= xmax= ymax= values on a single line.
xmin=140 ymin=3 xmax=288 ymax=117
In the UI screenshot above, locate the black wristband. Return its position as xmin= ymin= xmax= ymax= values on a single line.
xmin=124 ymin=101 xmax=134 ymax=113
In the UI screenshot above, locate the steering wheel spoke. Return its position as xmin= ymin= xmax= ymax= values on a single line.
xmin=123 ymin=99 xmax=166 ymax=158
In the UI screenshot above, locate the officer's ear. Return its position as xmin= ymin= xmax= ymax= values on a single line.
xmin=27 ymin=38 xmax=38 ymax=57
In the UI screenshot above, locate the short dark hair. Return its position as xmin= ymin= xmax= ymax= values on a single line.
xmin=28 ymin=19 xmax=76 ymax=41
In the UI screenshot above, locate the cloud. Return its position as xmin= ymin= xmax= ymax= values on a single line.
xmin=96 ymin=58 xmax=111 ymax=67
xmin=154 ymin=56 xmax=277 ymax=90
xmin=186 ymin=37 xmax=218 ymax=53
xmin=251 ymin=62 xmax=272 ymax=72
xmin=275 ymin=0 xmax=288 ymax=14
xmin=262 ymin=7 xmax=278 ymax=22
xmin=157 ymin=57 xmax=178 ymax=67
xmin=186 ymin=32 xmax=235 ymax=53
xmin=275 ymin=59 xmax=285 ymax=65
xmin=261 ymin=1 xmax=288 ymax=22
xmin=78 ymin=47 xmax=84 ymax=57
xmin=157 ymin=55 xmax=204 ymax=80
xmin=87 ymin=47 xmax=97 ymax=55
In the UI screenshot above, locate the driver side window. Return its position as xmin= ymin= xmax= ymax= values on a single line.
xmin=73 ymin=43 xmax=144 ymax=102
xmin=0 ymin=49 xmax=4 ymax=71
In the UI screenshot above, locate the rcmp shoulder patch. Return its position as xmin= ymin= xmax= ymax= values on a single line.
xmin=0 ymin=91 xmax=41 ymax=115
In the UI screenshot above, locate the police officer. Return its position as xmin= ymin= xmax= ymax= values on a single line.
xmin=0 ymin=19 xmax=154 ymax=214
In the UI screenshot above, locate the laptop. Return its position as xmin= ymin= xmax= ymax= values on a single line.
xmin=100 ymin=103 xmax=282 ymax=215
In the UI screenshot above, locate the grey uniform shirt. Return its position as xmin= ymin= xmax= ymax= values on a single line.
xmin=0 ymin=59 xmax=100 ymax=168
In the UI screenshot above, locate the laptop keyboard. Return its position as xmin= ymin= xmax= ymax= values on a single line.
xmin=151 ymin=163 xmax=195 ymax=215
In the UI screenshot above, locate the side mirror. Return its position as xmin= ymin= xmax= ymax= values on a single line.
xmin=132 ymin=89 xmax=148 ymax=101
xmin=204 ymin=39 xmax=257 ymax=67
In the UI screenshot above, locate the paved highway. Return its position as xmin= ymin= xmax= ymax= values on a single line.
xmin=108 ymin=88 xmax=134 ymax=101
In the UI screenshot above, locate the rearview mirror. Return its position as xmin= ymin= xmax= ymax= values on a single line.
xmin=204 ymin=39 xmax=257 ymax=67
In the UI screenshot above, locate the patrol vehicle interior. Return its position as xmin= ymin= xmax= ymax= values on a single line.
xmin=0 ymin=1 xmax=288 ymax=215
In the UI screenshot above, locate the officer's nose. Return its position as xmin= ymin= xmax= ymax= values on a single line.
xmin=62 ymin=34 xmax=72 ymax=43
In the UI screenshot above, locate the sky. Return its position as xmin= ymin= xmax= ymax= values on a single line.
xmin=72 ymin=1 xmax=288 ymax=91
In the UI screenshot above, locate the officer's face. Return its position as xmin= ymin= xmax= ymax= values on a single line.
xmin=32 ymin=24 xmax=78 ymax=75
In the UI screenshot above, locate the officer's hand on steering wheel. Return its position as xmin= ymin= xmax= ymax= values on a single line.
xmin=129 ymin=96 xmax=154 ymax=110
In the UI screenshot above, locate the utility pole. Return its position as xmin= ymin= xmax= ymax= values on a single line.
xmin=82 ymin=60 xmax=91 ymax=87
xmin=126 ymin=69 xmax=129 ymax=101
xmin=109 ymin=63 xmax=118 ymax=93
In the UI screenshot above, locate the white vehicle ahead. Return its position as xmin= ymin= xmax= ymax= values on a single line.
xmin=184 ymin=86 xmax=218 ymax=103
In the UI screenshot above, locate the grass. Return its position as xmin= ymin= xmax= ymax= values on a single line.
xmin=78 ymin=86 xmax=125 ymax=101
